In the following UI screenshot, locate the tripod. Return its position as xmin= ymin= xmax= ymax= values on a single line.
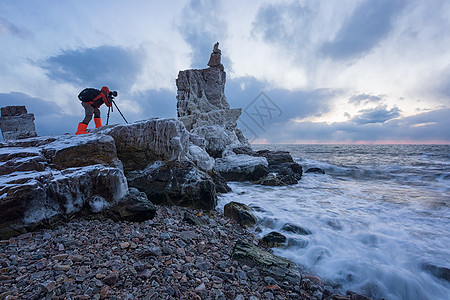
xmin=106 ymin=99 xmax=128 ymax=125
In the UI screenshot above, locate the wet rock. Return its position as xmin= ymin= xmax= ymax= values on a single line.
xmin=422 ymin=263 xmax=450 ymax=282
xmin=260 ymin=231 xmax=287 ymax=248
xmin=281 ymin=223 xmax=312 ymax=235
xmin=231 ymin=240 xmax=301 ymax=283
xmin=127 ymin=160 xmax=217 ymax=210
xmin=224 ymin=202 xmax=257 ymax=228
xmin=306 ymin=167 xmax=325 ymax=174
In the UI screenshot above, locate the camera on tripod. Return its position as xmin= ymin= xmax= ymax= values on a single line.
xmin=108 ymin=91 xmax=118 ymax=101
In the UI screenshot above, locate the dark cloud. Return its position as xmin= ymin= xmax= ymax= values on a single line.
xmin=351 ymin=105 xmax=401 ymax=124
xmin=0 ymin=16 xmax=33 ymax=38
xmin=348 ymin=93 xmax=384 ymax=105
xmin=321 ymin=0 xmax=407 ymax=60
xmin=42 ymin=46 xmax=144 ymax=90
xmin=177 ymin=0 xmax=229 ymax=68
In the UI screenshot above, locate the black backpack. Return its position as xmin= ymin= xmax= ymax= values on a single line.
xmin=78 ymin=88 xmax=100 ymax=102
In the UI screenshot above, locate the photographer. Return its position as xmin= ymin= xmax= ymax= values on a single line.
xmin=75 ymin=86 xmax=117 ymax=134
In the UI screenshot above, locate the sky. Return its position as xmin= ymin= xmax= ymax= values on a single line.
xmin=0 ymin=0 xmax=449 ymax=144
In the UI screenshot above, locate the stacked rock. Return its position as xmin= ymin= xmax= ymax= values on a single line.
xmin=0 ymin=106 xmax=37 ymax=141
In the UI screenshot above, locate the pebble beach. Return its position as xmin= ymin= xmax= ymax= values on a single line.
xmin=0 ymin=205 xmax=330 ymax=300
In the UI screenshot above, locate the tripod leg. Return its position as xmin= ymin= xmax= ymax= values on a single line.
xmin=112 ymin=100 xmax=129 ymax=124
xmin=106 ymin=106 xmax=111 ymax=125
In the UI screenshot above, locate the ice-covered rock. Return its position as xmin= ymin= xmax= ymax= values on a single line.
xmin=176 ymin=43 xmax=249 ymax=158
xmin=0 ymin=134 xmax=129 ymax=239
xmin=215 ymin=154 xmax=269 ymax=181
xmin=97 ymin=118 xmax=190 ymax=171
xmin=187 ymin=144 xmax=215 ymax=172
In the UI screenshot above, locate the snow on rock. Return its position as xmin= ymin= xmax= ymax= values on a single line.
xmin=187 ymin=144 xmax=215 ymax=172
xmin=97 ymin=118 xmax=190 ymax=171
xmin=215 ymin=154 xmax=269 ymax=182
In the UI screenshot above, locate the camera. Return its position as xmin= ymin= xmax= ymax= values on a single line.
xmin=109 ymin=91 xmax=118 ymax=97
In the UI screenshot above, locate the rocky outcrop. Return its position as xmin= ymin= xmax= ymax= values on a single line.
xmin=0 ymin=106 xmax=37 ymax=141
xmin=176 ymin=43 xmax=249 ymax=158
xmin=0 ymin=118 xmax=221 ymax=239
xmin=306 ymin=167 xmax=325 ymax=174
xmin=0 ymin=134 xmax=129 ymax=239
xmin=175 ymin=44 xmax=303 ymax=185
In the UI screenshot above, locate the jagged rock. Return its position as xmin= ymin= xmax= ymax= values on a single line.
xmin=305 ymin=167 xmax=325 ymax=174
xmin=176 ymin=43 xmax=249 ymax=158
xmin=224 ymin=201 xmax=257 ymax=228
xmin=215 ymin=154 xmax=269 ymax=181
xmin=0 ymin=106 xmax=37 ymax=141
xmin=126 ymin=160 xmax=217 ymax=210
xmin=231 ymin=240 xmax=301 ymax=284
xmin=108 ymin=188 xmax=156 ymax=222
xmin=208 ymin=42 xmax=223 ymax=69
xmin=260 ymin=232 xmax=287 ymax=248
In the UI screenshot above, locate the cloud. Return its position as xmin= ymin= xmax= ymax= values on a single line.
xmin=351 ymin=105 xmax=401 ymax=124
xmin=321 ymin=0 xmax=407 ymax=60
xmin=177 ymin=0 xmax=229 ymax=68
xmin=348 ymin=93 xmax=384 ymax=105
xmin=253 ymin=108 xmax=450 ymax=144
xmin=42 ymin=46 xmax=145 ymax=90
xmin=0 ymin=16 xmax=33 ymax=38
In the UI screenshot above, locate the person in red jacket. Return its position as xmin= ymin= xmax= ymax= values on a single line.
xmin=75 ymin=86 xmax=112 ymax=134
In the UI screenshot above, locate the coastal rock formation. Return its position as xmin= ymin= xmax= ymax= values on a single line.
xmin=0 ymin=106 xmax=37 ymax=141
xmin=176 ymin=44 xmax=302 ymax=185
xmin=176 ymin=43 xmax=249 ymax=158
xmin=0 ymin=118 xmax=220 ymax=239
xmin=0 ymin=134 xmax=128 ymax=239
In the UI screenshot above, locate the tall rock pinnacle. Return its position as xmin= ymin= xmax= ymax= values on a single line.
xmin=176 ymin=43 xmax=249 ymax=158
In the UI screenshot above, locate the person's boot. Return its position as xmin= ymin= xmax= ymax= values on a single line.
xmin=94 ymin=117 xmax=102 ymax=128
xmin=75 ymin=122 xmax=88 ymax=135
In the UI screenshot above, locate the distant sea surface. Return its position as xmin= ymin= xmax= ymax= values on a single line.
xmin=218 ymin=144 xmax=450 ymax=300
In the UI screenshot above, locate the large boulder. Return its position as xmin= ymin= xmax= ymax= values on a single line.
xmin=215 ymin=154 xmax=269 ymax=181
xmin=0 ymin=134 xmax=129 ymax=239
xmin=98 ymin=118 xmax=190 ymax=171
xmin=126 ymin=160 xmax=217 ymax=210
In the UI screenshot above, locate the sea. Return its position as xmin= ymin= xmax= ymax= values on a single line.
xmin=217 ymin=144 xmax=450 ymax=300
